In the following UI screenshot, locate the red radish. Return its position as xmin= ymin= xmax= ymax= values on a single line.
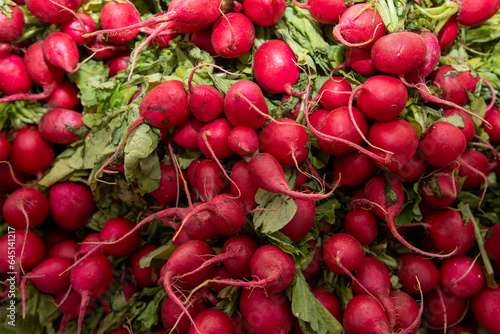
xmin=430 ymin=65 xmax=480 ymax=107
xmin=49 ymin=181 xmax=96 ymax=230
xmin=352 ymin=76 xmax=408 ymax=121
xmin=404 ymin=31 xmax=441 ymax=83
xmin=391 ymin=290 xmax=421 ymax=334
xmin=440 ymin=255 xmax=484 ymax=298
xmin=279 ymin=198 xmax=316 ymax=242
xmin=0 ymin=54 xmax=33 ymax=96
xmin=194 ymin=159 xmax=227 ymax=202
xmin=171 ymin=117 xmax=205 ymax=150
xmin=99 ymin=1 xmax=141 ymax=44
xmin=188 ymin=309 xmax=234 ymax=334
xmin=351 ymin=256 xmax=396 ymax=329
xmin=78 ymin=233 xmax=103 ymax=256
xmin=20 ymin=257 xmax=72 ymax=317
xmin=484 ymin=105 xmax=500 ymax=143
xmin=323 ymin=233 xmax=364 ymax=275
xmin=70 ymin=253 xmax=114 ymax=334
xmin=390 ymin=153 xmax=427 ymax=183
xmin=259 ymin=118 xmax=309 ymax=167
xmin=458 ymin=149 xmax=491 ymax=190
xmin=242 ymin=0 xmax=287 ymax=26
xmin=239 ymin=288 xmax=293 ymax=334
xmin=25 ymin=0 xmax=79 ymax=24
xmin=302 ymin=241 xmax=322 ymax=280
xmin=42 ymin=32 xmax=80 ymax=72
xmin=292 ymin=0 xmax=347 ymax=24
xmin=229 ymin=159 xmax=258 ymax=210
xmin=0 ymin=135 xmax=11 ymax=161
xmin=311 ymin=288 xmax=343 ymax=323
xmin=398 ymin=254 xmax=440 ymax=295
xmin=343 ymin=295 xmax=389 ymax=334
xmin=332 ymin=47 xmax=377 ymax=76
xmin=438 ymin=15 xmax=459 ymax=49
xmin=470 ymin=282 xmax=500 ymax=333
xmin=46 ymin=81 xmax=80 ymax=110
xmin=228 ymin=126 xmax=259 ymax=157
xmin=191 ymin=26 xmax=217 ymax=56
xmin=224 ymin=80 xmax=269 ymax=129
xmin=316 ymin=105 xmax=369 ymax=156
xmin=248 ymin=153 xmax=332 ymax=200
xmin=0 ymin=229 xmax=45 ymax=274
xmin=0 ymin=5 xmax=25 ymax=42
xmin=55 ymin=289 xmax=84 ymax=334
xmin=197 ymin=118 xmax=234 ymax=159
xmin=485 ymin=224 xmax=500 ymax=263
xmin=332 ymin=4 xmax=386 ymax=48
xmin=253 ymin=40 xmax=301 ymax=95
xmin=371 ymin=32 xmax=427 ymax=76
xmin=316 ymin=77 xmax=352 ymax=110
xmin=451 ymin=0 xmax=500 ymax=26
xmin=344 ymin=208 xmax=378 ymax=245
xmin=100 ymin=217 xmax=141 ymax=257
xmin=38 ymin=108 xmax=86 ymax=144
xmin=10 ymin=126 xmax=55 ymax=176
xmin=161 ymin=292 xmax=206 ymax=334
xmin=309 ymin=108 xmax=330 ymax=130
xmin=45 ymin=240 xmax=79 ymax=260
xmin=420 ymin=171 xmax=460 ymax=208
xmin=60 ymin=12 xmax=97 ymax=45
xmin=106 ymin=51 xmax=131 ymax=77
xmin=41 ymin=226 xmax=76 ymax=250
xmin=129 ymin=244 xmax=161 ymax=287
xmin=211 ymin=12 xmax=255 ymax=58
xmin=187 ymin=67 xmax=224 ymax=123
xmin=333 ymin=151 xmax=377 ymax=187
xmin=367 ymin=118 xmax=419 ymax=173
xmin=87 ymin=34 xmax=127 ymax=60
xmin=443 ymin=109 xmax=476 ymax=143
xmin=418 ymin=121 xmax=467 ymax=168
xmin=150 ymin=162 xmax=184 ymax=206
xmin=423 ymin=288 xmax=468 ymax=329
xmin=2 ymin=188 xmax=49 ymax=229
xmin=422 ymin=209 xmax=475 ymax=256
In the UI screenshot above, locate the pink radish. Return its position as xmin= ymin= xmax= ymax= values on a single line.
xmin=228 ymin=126 xmax=259 ymax=157
xmin=150 ymin=162 xmax=184 ymax=206
xmin=242 ymin=0 xmax=287 ymax=26
xmin=45 ymin=240 xmax=79 ymax=261
xmin=187 ymin=65 xmax=224 ymax=123
xmin=343 ymin=295 xmax=389 ymax=334
xmin=443 ymin=109 xmax=476 ymax=143
xmin=2 ymin=188 xmax=49 ymax=230
xmin=470 ymin=282 xmax=500 ymax=334
xmin=292 ymin=0 xmax=347 ymax=24
xmin=38 ymin=108 xmax=86 ymax=144
xmin=99 ymin=1 xmax=141 ymax=44
xmin=224 ymin=80 xmax=269 ymax=129
xmin=451 ymin=0 xmax=500 ymax=26
xmin=390 ymin=153 xmax=428 ymax=183
xmin=332 ymin=151 xmax=377 ymax=187
xmin=438 ymin=15 xmax=459 ymax=49
xmin=161 ymin=292 xmax=207 ymax=334
xmin=316 ymin=77 xmax=352 ymax=110
xmin=0 ymin=54 xmax=33 ymax=96
xmin=191 ymin=26 xmax=217 ymax=56
xmin=105 ymin=51 xmax=131 ymax=77
xmin=171 ymin=117 xmax=205 ymax=150
xmin=25 ymin=0 xmax=80 ymax=24
xmin=483 ymin=105 xmax=500 ymax=143
xmin=418 ymin=121 xmax=467 ymax=168
xmin=344 ymin=208 xmax=378 ymax=245
xmin=194 ymin=159 xmax=228 ymax=201
xmin=485 ymin=224 xmax=500 ymax=263
xmin=0 ymin=229 xmax=45 ymax=277
xmin=391 ymin=290 xmax=422 ymax=334
xmin=323 ymin=233 xmax=364 ymax=275
xmin=420 ymin=171 xmax=460 ymax=208
xmin=331 ymin=47 xmax=377 ymax=76
xmin=188 ymin=309 xmax=234 ymax=334
xmin=229 ymin=159 xmax=258 ymax=210
xmin=279 ymin=198 xmax=316 ymax=242
xmin=457 ymin=149 xmax=492 ymax=190
xmin=100 ymin=217 xmax=141 ymax=258
xmin=211 ymin=12 xmax=255 ymax=58
xmin=423 ymin=288 xmax=468 ymax=329
xmin=49 ymin=181 xmax=96 ymax=230
xmin=60 ymin=12 xmax=97 ymax=45
xmin=9 ymin=126 xmax=55 ymax=176
xmin=398 ymin=253 xmax=440 ymax=295
xmin=404 ymin=31 xmax=441 ymax=83
xmin=129 ymin=244 xmax=161 ymax=287
xmin=42 ymin=32 xmax=80 ymax=73
xmin=430 ymin=65 xmax=480 ymax=107
xmin=0 ymin=5 xmax=25 ymax=42
xmin=46 ymin=81 xmax=80 ymax=110
xmin=86 ymin=34 xmax=127 ymax=60
xmin=197 ymin=118 xmax=234 ymax=159
xmin=253 ymin=40 xmax=301 ymax=95
xmin=440 ymin=255 xmax=485 ymax=298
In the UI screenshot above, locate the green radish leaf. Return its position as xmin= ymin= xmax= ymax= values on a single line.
xmin=314 ymin=198 xmax=341 ymax=224
xmin=139 ymin=240 xmax=177 ymax=269
xmin=384 ymin=176 xmax=400 ymax=207
xmin=436 ymin=113 xmax=466 ymax=128
xmin=253 ymin=189 xmax=297 ymax=233
xmin=394 ymin=181 xmax=423 ymax=226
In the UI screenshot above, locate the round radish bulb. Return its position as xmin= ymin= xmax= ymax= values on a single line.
xmin=443 ymin=109 xmax=476 ymax=143
xmin=333 ymin=4 xmax=385 ymax=48
xmin=0 ymin=5 xmax=25 ymax=42
xmin=49 ymin=181 xmax=96 ymax=230
xmin=457 ymin=149 xmax=491 ymax=190
xmin=25 ymin=0 xmax=80 ymax=24
xmin=150 ymin=162 xmax=184 ymax=206
xmin=60 ymin=12 xmax=97 ymax=45
xmin=99 ymin=1 xmax=141 ymax=44
xmin=100 ymin=217 xmax=141 ymax=258
xmin=38 ymin=108 xmax=86 ymax=144
xmin=470 ymin=282 xmax=500 ymax=334
xmin=106 ymin=52 xmax=131 ymax=77
xmin=228 ymin=126 xmax=259 ymax=157
xmin=188 ymin=309 xmax=234 ymax=334
xmin=211 ymin=12 xmax=255 ymax=58
xmin=317 ymin=77 xmax=352 ymax=110
xmin=485 ymin=224 xmax=500 ymax=263
xmin=344 ymin=208 xmax=378 ymax=245
xmin=46 ymin=81 xmax=80 ymax=110
xmin=440 ymin=255 xmax=485 ymax=298
xmin=0 ymin=229 xmax=45 ymax=274
xmin=438 ymin=15 xmax=459 ymax=49
xmin=279 ymin=198 xmax=315 ymax=242
xmin=423 ymin=288 xmax=468 ymax=328
xmin=418 ymin=121 xmax=467 ymax=168
xmin=420 ymin=171 xmax=460 ymax=208
xmin=483 ymin=105 xmax=500 ymax=143
xmin=323 ymin=233 xmax=364 ymax=275
xmin=10 ymin=126 xmax=55 ymax=176
xmin=2 ymin=188 xmax=49 ymax=229
xmin=242 ymin=0 xmax=287 ymax=26
xmin=430 ymin=65 xmax=480 ymax=107
xmin=398 ymin=254 xmax=440 ymax=295
xmin=42 ymin=32 xmax=80 ymax=73
xmin=129 ymin=244 xmax=161 ymax=287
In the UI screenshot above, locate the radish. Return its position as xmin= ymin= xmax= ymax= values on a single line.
xmin=150 ymin=162 xmax=184 ymax=206
xmin=105 ymin=51 xmax=131 ymax=78
xmin=239 ymin=288 xmax=293 ymax=334
xmin=470 ymin=282 xmax=500 ymax=334
xmin=242 ymin=0 xmax=287 ymax=26
xmin=38 ymin=108 xmax=86 ymax=144
xmin=391 ymin=290 xmax=421 ymax=334
xmin=99 ymin=1 xmax=141 ymax=44
xmin=333 ymin=4 xmax=386 ymax=48
xmin=437 ymin=15 xmax=459 ymax=49
xmin=398 ymin=254 xmax=440 ymax=295
xmin=253 ymin=40 xmax=301 ymax=95
xmin=42 ymin=32 xmax=80 ymax=73
xmin=248 ymin=153 xmax=332 ymax=200
xmin=0 ymin=54 xmax=33 ymax=96
xmin=279 ymin=198 xmax=315 ymax=242
xmin=420 ymin=171 xmax=459 ymax=208
xmin=422 ymin=209 xmax=475 ymax=256
xmin=443 ymin=109 xmax=476 ymax=143
xmin=191 ymin=26 xmax=217 ymax=56
xmin=20 ymin=257 xmax=72 ymax=317
xmin=418 ymin=121 xmax=467 ymax=168
xmin=316 ymin=77 xmax=352 ymax=110
xmin=451 ymin=0 xmax=500 ymax=26
xmin=390 ymin=153 xmax=428 ymax=183
xmin=323 ymin=233 xmax=364 ymax=275
xmin=49 ymin=181 xmax=96 ymax=230
xmin=42 ymin=226 xmax=76 ymax=250
xmin=46 ymin=81 xmax=80 ymax=110
xmin=9 ymin=126 xmax=55 ymax=176
xmin=430 ymin=65 xmax=480 ymax=107
xmin=343 ymin=295 xmax=389 ymax=334
xmin=60 ymin=12 xmax=97 ymax=45
xmin=211 ymin=13 xmax=255 ymax=58
xmin=25 ymin=0 xmax=80 ymax=24
xmin=483 ymin=105 xmax=500 ymax=143
xmin=0 ymin=229 xmax=45 ymax=275
xmin=404 ymin=31 xmax=441 ymax=84
xmin=371 ymin=31 xmax=428 ymax=76
xmin=228 ymin=126 xmax=259 ymax=157
xmin=344 ymin=208 xmax=378 ymax=245
xmin=229 ymin=159 xmax=258 ymax=210
xmin=77 ymin=233 xmax=103 ymax=256
xmin=292 ymin=0 xmax=347 ymax=24
xmin=0 ymin=5 xmax=25 ymax=42
xmin=2 ymin=188 xmax=49 ymax=230
xmin=187 ymin=65 xmax=224 ymax=123
xmin=86 ymin=34 xmax=127 ymax=60
xmin=331 ymin=47 xmax=377 ymax=76
xmin=440 ymin=255 xmax=484 ymax=298
xmin=171 ymin=117 xmax=205 ymax=150
xmin=129 ymin=244 xmax=161 ymax=287
xmin=100 ymin=217 xmax=141 ymax=258
xmin=188 ymin=309 xmax=234 ymax=334
xmin=333 ymin=151 xmax=377 ymax=187
xmin=457 ymin=149 xmax=491 ymax=190
xmin=423 ymin=288 xmax=468 ymax=329
xmin=45 ymin=240 xmax=79 ymax=261
xmin=194 ymin=159 xmax=228 ymax=202
xmin=70 ymin=253 xmax=114 ymax=334
xmin=55 ymin=289 xmax=85 ymax=334
xmin=0 ymin=135 xmax=11 ymax=162
xmin=485 ymin=224 xmax=500 ymax=263
xmin=258 ymin=118 xmax=309 ymax=167
xmin=311 ymin=288 xmax=343 ymax=322
xmin=161 ymin=292 xmax=206 ymax=334
xmin=224 ymin=80 xmax=269 ymax=129
xmin=351 ymin=75 xmax=408 ymax=121
xmin=197 ymin=118 xmax=234 ymax=159
xmin=367 ymin=118 xmax=419 ymax=173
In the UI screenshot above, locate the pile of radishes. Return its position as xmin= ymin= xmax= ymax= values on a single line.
xmin=1 ymin=0 xmax=500 ymax=333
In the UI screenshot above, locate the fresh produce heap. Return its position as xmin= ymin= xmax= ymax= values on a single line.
xmin=1 ymin=0 xmax=500 ymax=333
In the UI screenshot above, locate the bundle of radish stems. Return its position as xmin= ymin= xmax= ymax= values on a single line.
xmin=1 ymin=0 xmax=500 ymax=333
